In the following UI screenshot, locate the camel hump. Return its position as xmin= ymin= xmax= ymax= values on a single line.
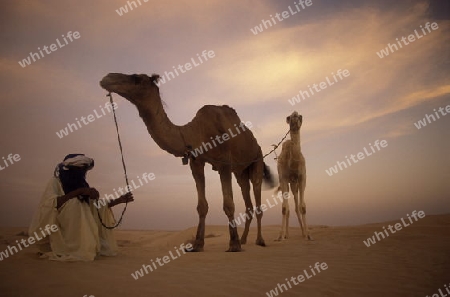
xmin=196 ymin=105 xmax=241 ymax=121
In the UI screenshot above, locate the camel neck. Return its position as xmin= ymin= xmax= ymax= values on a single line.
xmin=136 ymin=95 xmax=186 ymax=157
xmin=290 ymin=131 xmax=301 ymax=148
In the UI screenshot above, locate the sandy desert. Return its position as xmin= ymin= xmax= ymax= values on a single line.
xmin=1 ymin=214 xmax=449 ymax=297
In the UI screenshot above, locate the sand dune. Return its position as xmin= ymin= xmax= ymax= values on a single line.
xmin=1 ymin=214 xmax=449 ymax=297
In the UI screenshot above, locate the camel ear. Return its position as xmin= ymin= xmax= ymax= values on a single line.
xmin=150 ymin=74 xmax=161 ymax=84
xmin=286 ymin=116 xmax=291 ymax=124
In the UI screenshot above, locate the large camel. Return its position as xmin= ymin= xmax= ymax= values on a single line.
xmin=276 ymin=111 xmax=311 ymax=240
xmin=100 ymin=73 xmax=274 ymax=252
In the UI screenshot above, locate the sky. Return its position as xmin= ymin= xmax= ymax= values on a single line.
xmin=0 ymin=0 xmax=449 ymax=231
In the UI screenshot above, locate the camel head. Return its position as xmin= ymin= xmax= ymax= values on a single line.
xmin=286 ymin=111 xmax=302 ymax=132
xmin=99 ymin=73 xmax=161 ymax=105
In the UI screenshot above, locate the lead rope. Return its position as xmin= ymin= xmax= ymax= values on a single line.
xmin=185 ymin=130 xmax=290 ymax=166
xmin=96 ymin=92 xmax=130 ymax=229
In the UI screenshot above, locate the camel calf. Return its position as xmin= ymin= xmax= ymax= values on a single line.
xmin=276 ymin=111 xmax=311 ymax=240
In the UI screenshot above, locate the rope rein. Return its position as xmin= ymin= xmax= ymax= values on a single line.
xmin=262 ymin=130 xmax=289 ymax=160
xmin=185 ymin=130 xmax=290 ymax=166
xmin=96 ymin=93 xmax=130 ymax=230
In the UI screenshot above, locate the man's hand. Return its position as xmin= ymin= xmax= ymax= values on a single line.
xmin=88 ymin=188 xmax=100 ymax=200
xmin=116 ymin=192 xmax=134 ymax=204
xmin=77 ymin=188 xmax=100 ymax=200
xmin=108 ymin=192 xmax=134 ymax=208
xmin=57 ymin=187 xmax=98 ymax=209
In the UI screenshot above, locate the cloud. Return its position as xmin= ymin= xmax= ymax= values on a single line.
xmin=195 ymin=1 xmax=449 ymax=141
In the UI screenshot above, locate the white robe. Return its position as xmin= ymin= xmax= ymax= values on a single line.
xmin=29 ymin=177 xmax=119 ymax=261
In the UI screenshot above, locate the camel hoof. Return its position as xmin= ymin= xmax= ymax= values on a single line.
xmin=240 ymin=238 xmax=247 ymax=245
xmin=226 ymin=246 xmax=242 ymax=252
xmin=255 ymin=238 xmax=266 ymax=247
xmin=186 ymin=243 xmax=204 ymax=252
xmin=186 ymin=247 xmax=204 ymax=252
xmin=226 ymin=241 xmax=242 ymax=252
xmin=307 ymin=235 xmax=313 ymax=241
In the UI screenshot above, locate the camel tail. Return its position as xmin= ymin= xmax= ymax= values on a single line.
xmin=262 ymin=162 xmax=276 ymax=190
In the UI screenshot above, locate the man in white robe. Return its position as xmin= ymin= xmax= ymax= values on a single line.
xmin=29 ymin=154 xmax=133 ymax=261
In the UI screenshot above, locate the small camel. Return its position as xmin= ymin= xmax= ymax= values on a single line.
xmin=100 ymin=73 xmax=274 ymax=252
xmin=276 ymin=111 xmax=311 ymax=240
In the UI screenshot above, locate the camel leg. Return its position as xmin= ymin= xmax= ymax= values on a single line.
xmin=220 ymin=166 xmax=241 ymax=252
xmin=189 ymin=160 xmax=208 ymax=252
xmin=277 ymin=181 xmax=290 ymax=241
xmin=299 ymin=175 xmax=312 ymax=240
xmin=251 ymin=161 xmax=265 ymax=247
xmin=236 ymin=171 xmax=253 ymax=245
xmin=291 ymin=181 xmax=305 ymax=238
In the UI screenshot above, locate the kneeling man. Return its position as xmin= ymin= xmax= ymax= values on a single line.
xmin=29 ymin=154 xmax=133 ymax=261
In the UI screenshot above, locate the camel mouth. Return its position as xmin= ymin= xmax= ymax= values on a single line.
xmin=100 ymin=74 xmax=136 ymax=99
xmin=99 ymin=80 xmax=113 ymax=93
xmin=100 ymin=73 xmax=121 ymax=93
xmin=289 ymin=123 xmax=301 ymax=131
